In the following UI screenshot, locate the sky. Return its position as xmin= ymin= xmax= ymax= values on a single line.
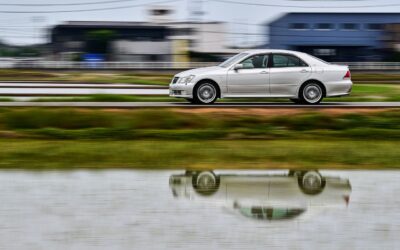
xmin=0 ymin=0 xmax=399 ymax=46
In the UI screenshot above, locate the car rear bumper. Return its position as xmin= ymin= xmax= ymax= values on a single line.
xmin=325 ymin=80 xmax=353 ymax=97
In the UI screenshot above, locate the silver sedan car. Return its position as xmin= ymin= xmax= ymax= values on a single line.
xmin=169 ymin=49 xmax=353 ymax=104
xmin=170 ymin=170 xmax=351 ymax=221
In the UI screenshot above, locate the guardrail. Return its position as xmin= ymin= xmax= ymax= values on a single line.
xmin=336 ymin=62 xmax=400 ymax=71
xmin=6 ymin=61 xmax=217 ymax=70
xmin=2 ymin=60 xmax=400 ymax=71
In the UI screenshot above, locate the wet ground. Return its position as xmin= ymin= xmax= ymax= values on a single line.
xmin=0 ymin=170 xmax=399 ymax=250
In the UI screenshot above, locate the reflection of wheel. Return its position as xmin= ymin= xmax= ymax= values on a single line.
xmin=193 ymin=82 xmax=218 ymax=104
xmin=192 ymin=171 xmax=220 ymax=195
xmin=299 ymin=82 xmax=324 ymax=104
xmin=297 ymin=171 xmax=325 ymax=195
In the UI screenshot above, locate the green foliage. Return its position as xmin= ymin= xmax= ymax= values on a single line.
xmin=0 ymin=47 xmax=40 ymax=57
xmin=0 ymin=108 xmax=399 ymax=140
xmin=0 ymin=139 xmax=399 ymax=169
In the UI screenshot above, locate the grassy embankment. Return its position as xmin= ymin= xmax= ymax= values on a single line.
xmin=0 ymin=108 xmax=399 ymax=169
xmin=0 ymin=69 xmax=172 ymax=85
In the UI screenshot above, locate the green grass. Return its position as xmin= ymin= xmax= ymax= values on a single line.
xmin=329 ymin=84 xmax=400 ymax=102
xmin=0 ymin=108 xmax=398 ymax=170
xmin=0 ymin=139 xmax=398 ymax=169
xmin=0 ymin=69 xmax=172 ymax=85
xmin=0 ymin=108 xmax=399 ymax=141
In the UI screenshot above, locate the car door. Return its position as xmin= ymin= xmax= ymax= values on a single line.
xmin=226 ymin=54 xmax=270 ymax=95
xmin=225 ymin=175 xmax=269 ymax=204
xmin=269 ymin=54 xmax=312 ymax=96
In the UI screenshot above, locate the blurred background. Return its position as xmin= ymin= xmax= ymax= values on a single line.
xmin=1 ymin=0 xmax=400 ymax=70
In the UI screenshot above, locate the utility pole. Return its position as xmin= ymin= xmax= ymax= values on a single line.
xmin=31 ymin=16 xmax=45 ymax=44
xmin=189 ymin=0 xmax=204 ymax=22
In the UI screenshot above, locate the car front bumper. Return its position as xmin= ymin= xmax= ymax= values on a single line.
xmin=169 ymin=83 xmax=194 ymax=98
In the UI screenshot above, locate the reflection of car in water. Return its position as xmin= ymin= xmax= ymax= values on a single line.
xmin=169 ymin=170 xmax=351 ymax=221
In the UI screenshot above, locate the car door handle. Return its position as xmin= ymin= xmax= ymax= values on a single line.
xmin=260 ymin=71 xmax=269 ymax=74
xmin=300 ymin=69 xmax=309 ymax=73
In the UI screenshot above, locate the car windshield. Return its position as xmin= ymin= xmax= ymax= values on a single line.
xmin=219 ymin=53 xmax=249 ymax=68
xmin=239 ymin=207 xmax=305 ymax=221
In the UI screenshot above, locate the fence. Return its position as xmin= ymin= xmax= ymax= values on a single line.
xmin=2 ymin=59 xmax=400 ymax=71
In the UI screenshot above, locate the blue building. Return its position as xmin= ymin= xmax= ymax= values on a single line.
xmin=268 ymin=13 xmax=400 ymax=61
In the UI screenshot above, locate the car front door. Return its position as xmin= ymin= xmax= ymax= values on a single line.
xmin=226 ymin=54 xmax=270 ymax=95
xmin=269 ymin=54 xmax=312 ymax=96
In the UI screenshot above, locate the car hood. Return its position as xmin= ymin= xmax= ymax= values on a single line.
xmin=176 ymin=66 xmax=222 ymax=77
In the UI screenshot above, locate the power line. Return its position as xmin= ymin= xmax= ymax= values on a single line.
xmin=0 ymin=28 xmax=36 ymax=33
xmin=0 ymin=0 xmax=136 ymax=7
xmin=212 ymin=0 xmax=400 ymax=8
xmin=0 ymin=0 xmax=181 ymax=13
xmin=0 ymin=35 xmax=37 ymax=38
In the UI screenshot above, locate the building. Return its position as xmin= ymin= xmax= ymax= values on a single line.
xmin=51 ymin=21 xmax=172 ymax=61
xmin=267 ymin=13 xmax=400 ymax=61
xmin=385 ymin=24 xmax=400 ymax=52
xmin=50 ymin=5 xmax=234 ymax=62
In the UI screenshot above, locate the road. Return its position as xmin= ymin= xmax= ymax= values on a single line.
xmin=0 ymin=81 xmax=399 ymax=108
xmin=0 ymin=101 xmax=399 ymax=108
xmin=0 ymin=82 xmax=168 ymax=96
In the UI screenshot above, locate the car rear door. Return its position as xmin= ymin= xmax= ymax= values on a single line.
xmin=269 ymin=54 xmax=312 ymax=96
xmin=226 ymin=54 xmax=270 ymax=95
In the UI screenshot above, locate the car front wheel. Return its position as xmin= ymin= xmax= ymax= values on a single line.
xmin=193 ymin=82 xmax=218 ymax=104
xmin=192 ymin=171 xmax=220 ymax=195
xmin=300 ymin=82 xmax=324 ymax=104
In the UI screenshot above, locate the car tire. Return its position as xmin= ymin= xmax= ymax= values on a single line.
xmin=193 ymin=82 xmax=218 ymax=104
xmin=299 ymin=82 xmax=324 ymax=104
xmin=192 ymin=171 xmax=220 ymax=196
xmin=297 ymin=170 xmax=325 ymax=195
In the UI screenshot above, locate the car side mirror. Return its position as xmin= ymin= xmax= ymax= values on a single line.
xmin=234 ymin=64 xmax=244 ymax=70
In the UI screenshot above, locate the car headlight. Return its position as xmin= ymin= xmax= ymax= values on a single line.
xmin=178 ymin=75 xmax=195 ymax=84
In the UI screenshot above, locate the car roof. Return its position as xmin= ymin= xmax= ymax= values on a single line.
xmin=242 ymin=49 xmax=304 ymax=55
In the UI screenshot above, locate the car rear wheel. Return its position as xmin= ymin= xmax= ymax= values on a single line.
xmin=192 ymin=171 xmax=220 ymax=195
xmin=297 ymin=170 xmax=325 ymax=195
xmin=193 ymin=82 xmax=218 ymax=104
xmin=300 ymin=82 xmax=324 ymax=104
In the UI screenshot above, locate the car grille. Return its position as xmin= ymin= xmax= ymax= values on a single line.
xmin=172 ymin=77 xmax=179 ymax=84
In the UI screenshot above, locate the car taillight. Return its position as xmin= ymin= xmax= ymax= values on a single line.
xmin=344 ymin=70 xmax=351 ymax=79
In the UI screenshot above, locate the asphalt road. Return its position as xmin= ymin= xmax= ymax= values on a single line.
xmin=0 ymin=101 xmax=399 ymax=108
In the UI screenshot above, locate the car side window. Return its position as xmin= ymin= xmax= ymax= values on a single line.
xmin=240 ymin=54 xmax=269 ymax=69
xmin=272 ymin=54 xmax=308 ymax=68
